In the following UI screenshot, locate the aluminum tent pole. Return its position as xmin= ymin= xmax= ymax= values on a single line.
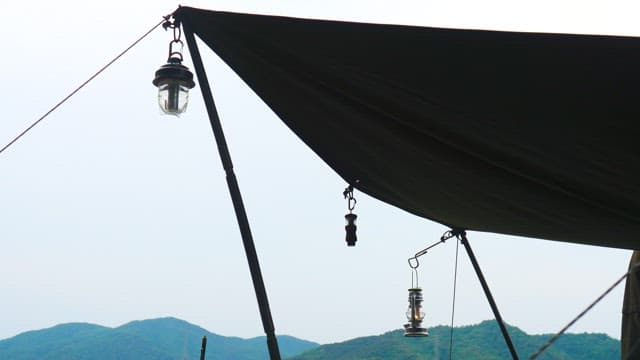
xmin=458 ymin=230 xmax=519 ymax=360
xmin=182 ymin=25 xmax=282 ymax=360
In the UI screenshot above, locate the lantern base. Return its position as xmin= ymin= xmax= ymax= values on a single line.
xmin=403 ymin=323 xmax=429 ymax=337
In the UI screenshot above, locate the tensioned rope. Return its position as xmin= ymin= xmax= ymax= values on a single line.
xmin=0 ymin=17 xmax=167 ymax=156
xmin=529 ymin=261 xmax=640 ymax=359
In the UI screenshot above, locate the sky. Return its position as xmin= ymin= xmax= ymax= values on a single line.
xmin=1 ymin=0 xmax=638 ymax=348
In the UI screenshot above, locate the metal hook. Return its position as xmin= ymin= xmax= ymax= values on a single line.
xmin=343 ymin=184 xmax=357 ymax=212
xmin=407 ymin=230 xmax=455 ymax=271
xmin=348 ymin=197 xmax=357 ymax=211
xmin=162 ymin=15 xmax=185 ymax=61
xmin=162 ymin=14 xmax=176 ymax=31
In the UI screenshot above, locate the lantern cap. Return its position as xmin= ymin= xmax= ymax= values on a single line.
xmin=152 ymin=57 xmax=195 ymax=88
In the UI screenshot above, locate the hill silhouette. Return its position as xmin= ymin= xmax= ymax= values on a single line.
xmin=0 ymin=318 xmax=619 ymax=359
xmin=0 ymin=317 xmax=317 ymax=360
xmin=290 ymin=320 xmax=619 ymax=360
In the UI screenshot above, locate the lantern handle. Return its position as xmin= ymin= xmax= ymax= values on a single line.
xmin=410 ymin=266 xmax=419 ymax=288
xmin=168 ymin=40 xmax=184 ymax=61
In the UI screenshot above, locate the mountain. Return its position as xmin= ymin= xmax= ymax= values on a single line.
xmin=0 ymin=318 xmax=619 ymax=359
xmin=0 ymin=317 xmax=318 ymax=360
xmin=289 ymin=320 xmax=620 ymax=360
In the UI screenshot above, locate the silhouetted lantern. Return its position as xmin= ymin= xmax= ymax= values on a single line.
xmin=152 ymin=56 xmax=195 ymax=116
xmin=404 ymin=287 xmax=429 ymax=337
xmin=345 ymin=213 xmax=357 ymax=246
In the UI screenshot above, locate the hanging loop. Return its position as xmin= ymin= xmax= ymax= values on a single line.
xmin=162 ymin=15 xmax=184 ymax=61
xmin=173 ymin=23 xmax=182 ymax=41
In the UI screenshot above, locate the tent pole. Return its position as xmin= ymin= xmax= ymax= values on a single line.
xmin=182 ymin=26 xmax=282 ymax=360
xmin=200 ymin=336 xmax=207 ymax=360
xmin=459 ymin=230 xmax=519 ymax=360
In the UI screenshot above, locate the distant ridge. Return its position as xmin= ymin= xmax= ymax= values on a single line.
xmin=0 ymin=317 xmax=318 ymax=360
xmin=290 ymin=320 xmax=620 ymax=360
xmin=0 ymin=318 xmax=620 ymax=359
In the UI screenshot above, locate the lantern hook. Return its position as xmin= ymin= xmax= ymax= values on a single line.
xmin=407 ymin=229 xmax=462 ymax=285
xmin=343 ymin=184 xmax=357 ymax=212
xmin=161 ymin=15 xmax=185 ymax=61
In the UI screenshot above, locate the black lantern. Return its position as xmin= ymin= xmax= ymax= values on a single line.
xmin=345 ymin=213 xmax=357 ymax=246
xmin=343 ymin=184 xmax=358 ymax=246
xmin=153 ymin=57 xmax=195 ymax=115
xmin=152 ymin=21 xmax=195 ymax=116
xmin=404 ymin=287 xmax=429 ymax=337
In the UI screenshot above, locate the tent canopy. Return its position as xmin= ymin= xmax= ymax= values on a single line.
xmin=175 ymin=6 xmax=640 ymax=249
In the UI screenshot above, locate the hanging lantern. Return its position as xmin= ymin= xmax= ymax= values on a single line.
xmin=404 ymin=287 xmax=429 ymax=337
xmin=345 ymin=213 xmax=358 ymax=246
xmin=153 ymin=58 xmax=195 ymax=115
xmin=343 ymin=184 xmax=358 ymax=246
xmin=152 ymin=20 xmax=195 ymax=116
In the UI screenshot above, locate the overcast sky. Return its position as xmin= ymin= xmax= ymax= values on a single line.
xmin=1 ymin=0 xmax=637 ymax=347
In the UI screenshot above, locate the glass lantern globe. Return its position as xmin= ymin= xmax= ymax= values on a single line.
xmin=152 ymin=57 xmax=195 ymax=116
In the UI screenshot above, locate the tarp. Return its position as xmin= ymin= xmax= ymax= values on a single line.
xmin=174 ymin=7 xmax=640 ymax=250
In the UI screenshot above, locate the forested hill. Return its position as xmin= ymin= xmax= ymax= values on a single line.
xmin=0 ymin=317 xmax=318 ymax=360
xmin=0 ymin=318 xmax=619 ymax=359
xmin=290 ymin=320 xmax=619 ymax=360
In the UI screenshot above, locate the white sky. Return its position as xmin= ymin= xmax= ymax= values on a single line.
xmin=1 ymin=0 xmax=637 ymax=348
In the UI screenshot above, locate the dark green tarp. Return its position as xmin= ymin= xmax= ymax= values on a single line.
xmin=174 ymin=7 xmax=640 ymax=249
xmin=174 ymin=7 xmax=640 ymax=358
